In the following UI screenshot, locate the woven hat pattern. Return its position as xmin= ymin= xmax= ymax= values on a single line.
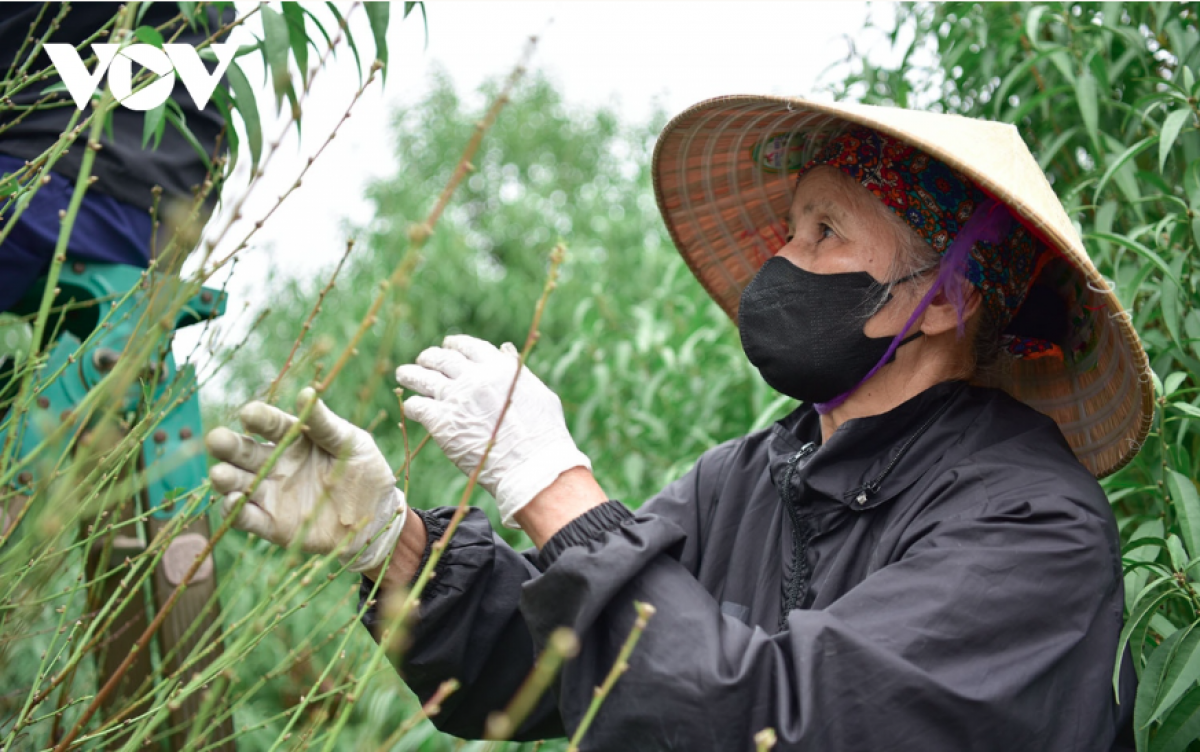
xmin=652 ymin=96 xmax=1154 ymax=478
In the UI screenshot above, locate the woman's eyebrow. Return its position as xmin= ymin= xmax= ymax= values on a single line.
xmin=793 ymin=198 xmax=848 ymax=223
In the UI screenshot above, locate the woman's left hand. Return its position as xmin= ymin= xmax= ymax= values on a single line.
xmin=396 ymin=334 xmax=592 ymax=527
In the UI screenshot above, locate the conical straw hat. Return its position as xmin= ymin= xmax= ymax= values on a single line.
xmin=652 ymin=95 xmax=1153 ymax=478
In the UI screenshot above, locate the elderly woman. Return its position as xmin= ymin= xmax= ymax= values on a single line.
xmin=206 ymin=97 xmax=1151 ymax=750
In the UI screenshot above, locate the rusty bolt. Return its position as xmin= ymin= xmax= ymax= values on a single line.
xmin=36 ymin=396 xmax=49 ymax=409
xmin=200 ymin=291 xmax=213 ymax=304
xmin=71 ymin=261 xmax=85 ymax=273
xmin=153 ymin=429 xmax=168 ymax=444
xmin=17 ymin=471 xmax=33 ymax=485
xmin=179 ymin=427 xmax=193 ymax=440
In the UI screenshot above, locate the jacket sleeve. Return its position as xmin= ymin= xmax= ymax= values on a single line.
xmin=358 ymin=450 xmax=724 ymax=741
xmin=520 ymin=458 xmax=1124 ymax=751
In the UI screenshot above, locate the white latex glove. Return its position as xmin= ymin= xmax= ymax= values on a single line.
xmin=204 ymin=387 xmax=406 ymax=572
xmin=395 ymin=334 xmax=591 ymax=527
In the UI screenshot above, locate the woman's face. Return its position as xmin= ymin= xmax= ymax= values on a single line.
xmin=776 ymin=165 xmax=918 ymax=338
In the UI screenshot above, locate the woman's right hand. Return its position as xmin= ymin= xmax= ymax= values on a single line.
xmin=204 ymin=387 xmax=407 ymax=573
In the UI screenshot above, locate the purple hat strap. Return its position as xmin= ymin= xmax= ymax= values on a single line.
xmin=814 ymin=198 xmax=1012 ymax=415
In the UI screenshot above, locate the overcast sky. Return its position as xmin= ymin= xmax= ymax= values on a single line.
xmin=181 ymin=1 xmax=902 ymax=373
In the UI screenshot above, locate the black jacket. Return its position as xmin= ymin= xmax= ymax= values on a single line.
xmin=362 ymin=381 xmax=1136 ymax=751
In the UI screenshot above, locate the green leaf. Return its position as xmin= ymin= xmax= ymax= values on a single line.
xmin=134 ymin=25 xmax=164 ymax=49
xmin=1150 ymin=623 xmax=1200 ymax=727
xmin=1168 ymin=470 xmax=1200 ymax=558
xmin=0 ymin=173 xmax=19 ymax=198
xmin=1159 ymin=109 xmax=1192 ymax=173
xmin=365 ymin=2 xmax=391 ymax=82
xmin=1095 ymin=135 xmax=1158 ymax=202
xmin=1186 ymin=160 xmax=1200 ymax=211
xmin=1024 ymin=6 xmax=1049 ymax=50
xmin=281 ymin=3 xmax=310 ymax=87
xmin=1166 ymin=372 xmax=1188 ymax=396
xmin=1085 ymin=232 xmax=1181 ymax=286
xmin=260 ymin=5 xmax=291 ymax=111
xmin=208 ymin=87 xmax=239 ymax=174
xmin=1037 ymin=126 xmax=1080 ymax=170
xmin=325 ymin=2 xmax=362 ymax=86
xmin=1151 ymin=682 xmax=1200 ymax=752
xmin=163 ymin=100 xmax=211 ymax=171
xmin=1161 ymin=252 xmax=1185 ymax=348
xmin=1137 ymin=624 xmax=1193 ymax=732
xmin=224 ymin=62 xmax=262 ymax=174
xmin=1077 ymin=70 xmax=1102 ymax=156
xmin=1116 ymin=588 xmax=1174 ymax=694
xmin=141 ymin=101 xmax=167 ymax=150
xmin=176 ymin=1 xmax=198 ymax=27
xmin=405 ymin=1 xmax=429 ymax=49
xmin=1173 ymin=403 xmax=1200 ymax=419
xmin=1168 ymin=534 xmax=1191 ymax=573
xmin=300 ymin=7 xmax=335 ymax=54
xmin=1184 ymin=65 xmax=1196 ymax=96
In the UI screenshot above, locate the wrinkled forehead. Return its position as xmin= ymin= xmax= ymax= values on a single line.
xmin=788 ymin=164 xmax=889 ymax=221
xmin=796 ymin=126 xmax=986 ymax=254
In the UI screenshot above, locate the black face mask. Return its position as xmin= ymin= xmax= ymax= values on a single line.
xmin=737 ymin=256 xmax=923 ymax=405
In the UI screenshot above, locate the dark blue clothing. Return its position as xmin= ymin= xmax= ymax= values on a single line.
xmin=0 ymin=153 xmax=151 ymax=311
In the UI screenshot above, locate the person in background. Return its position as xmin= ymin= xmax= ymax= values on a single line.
xmin=0 ymin=2 xmax=230 ymax=313
xmin=205 ymin=96 xmax=1149 ymax=750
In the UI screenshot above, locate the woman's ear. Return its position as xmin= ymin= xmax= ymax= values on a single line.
xmin=920 ymin=282 xmax=982 ymax=337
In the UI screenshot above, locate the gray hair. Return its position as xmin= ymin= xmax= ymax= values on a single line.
xmin=871 ymin=201 xmax=1006 ymax=380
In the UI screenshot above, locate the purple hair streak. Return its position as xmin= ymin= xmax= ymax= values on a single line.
xmin=814 ymin=198 xmax=1012 ymax=415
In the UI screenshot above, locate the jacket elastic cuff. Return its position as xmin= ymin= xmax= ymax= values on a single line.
xmin=537 ymin=500 xmax=633 ymax=570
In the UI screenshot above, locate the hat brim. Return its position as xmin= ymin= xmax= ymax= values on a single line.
xmin=652 ymin=95 xmax=1153 ymax=478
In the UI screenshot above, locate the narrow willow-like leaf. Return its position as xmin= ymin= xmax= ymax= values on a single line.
xmin=1076 ymin=70 xmax=1102 ymax=156
xmin=281 ymin=3 xmax=309 ymax=87
xmin=1023 ymin=5 xmax=1049 ymax=50
xmin=325 ymin=3 xmax=362 ymax=86
xmin=1167 ymin=470 xmax=1200 ymax=558
xmin=365 ymin=2 xmax=391 ymax=82
xmin=1095 ymin=135 xmax=1157 ymax=202
xmin=224 ymin=61 xmax=262 ymax=174
xmin=1161 ymin=253 xmax=1185 ymax=348
xmin=1115 ymin=588 xmax=1175 ymax=694
xmin=1086 ymin=232 xmax=1180 ymax=286
xmin=1136 ymin=624 xmax=1192 ymax=732
xmin=142 ymin=101 xmax=167 ymax=149
xmin=260 ymin=5 xmax=291 ymax=111
xmin=1150 ymin=682 xmax=1200 ymax=752
xmin=209 ymin=86 xmax=239 ymax=173
xmin=1159 ymin=109 xmax=1191 ymax=173
xmin=163 ymin=102 xmax=211 ymax=171
xmin=1165 ymin=372 xmax=1188 ymax=396
xmin=1150 ymin=623 xmax=1200 ymax=726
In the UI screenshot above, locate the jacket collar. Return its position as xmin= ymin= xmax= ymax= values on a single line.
xmin=768 ymin=380 xmax=976 ymax=510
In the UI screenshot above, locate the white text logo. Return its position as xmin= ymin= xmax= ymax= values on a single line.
xmin=44 ymin=44 xmax=237 ymax=111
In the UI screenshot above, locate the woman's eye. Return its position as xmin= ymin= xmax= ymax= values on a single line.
xmin=818 ymin=223 xmax=835 ymax=240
